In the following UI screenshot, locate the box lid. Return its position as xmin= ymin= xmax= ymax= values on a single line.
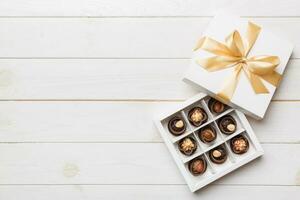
xmin=183 ymin=13 xmax=293 ymax=120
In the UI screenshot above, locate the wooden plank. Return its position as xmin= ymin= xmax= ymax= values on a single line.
xmin=0 ymin=101 xmax=298 ymax=143
xmin=0 ymin=18 xmax=298 ymax=58
xmin=0 ymin=0 xmax=300 ymax=16
xmin=0 ymin=59 xmax=298 ymax=100
xmin=248 ymin=102 xmax=300 ymax=143
xmin=0 ymin=59 xmax=194 ymax=100
xmin=0 ymin=143 xmax=298 ymax=185
xmin=0 ymin=185 xmax=299 ymax=200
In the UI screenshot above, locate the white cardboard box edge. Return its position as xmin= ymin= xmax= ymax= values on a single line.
xmin=153 ymin=93 xmax=264 ymax=192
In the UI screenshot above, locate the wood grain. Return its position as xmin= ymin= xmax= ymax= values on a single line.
xmin=0 ymin=185 xmax=299 ymax=200
xmin=0 ymin=143 xmax=298 ymax=185
xmin=0 ymin=0 xmax=299 ymax=198
xmin=0 ymin=0 xmax=299 ymax=16
xmin=0 ymin=18 xmax=298 ymax=58
xmin=0 ymin=58 xmax=298 ymax=100
xmin=0 ymin=101 xmax=298 ymax=143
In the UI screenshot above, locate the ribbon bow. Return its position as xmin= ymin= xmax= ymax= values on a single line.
xmin=194 ymin=22 xmax=281 ymax=102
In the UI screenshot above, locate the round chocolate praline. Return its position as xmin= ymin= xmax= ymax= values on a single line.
xmin=218 ymin=115 xmax=237 ymax=135
xmin=208 ymin=98 xmax=226 ymax=114
xmin=168 ymin=116 xmax=186 ymax=136
xmin=178 ymin=137 xmax=197 ymax=156
xmin=187 ymin=107 xmax=208 ymax=127
xmin=188 ymin=157 xmax=207 ymax=176
xmin=209 ymin=146 xmax=227 ymax=164
xmin=198 ymin=125 xmax=217 ymax=143
xmin=230 ymin=135 xmax=249 ymax=154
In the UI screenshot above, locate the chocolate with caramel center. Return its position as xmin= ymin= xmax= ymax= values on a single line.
xmin=208 ymin=98 xmax=226 ymax=114
xmin=188 ymin=158 xmax=207 ymax=176
xmin=199 ymin=125 xmax=217 ymax=143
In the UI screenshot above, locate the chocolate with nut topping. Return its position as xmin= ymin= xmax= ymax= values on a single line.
xmin=188 ymin=107 xmax=208 ymax=127
xmin=178 ymin=137 xmax=197 ymax=156
xmin=198 ymin=125 xmax=217 ymax=143
xmin=218 ymin=115 xmax=237 ymax=135
xmin=209 ymin=146 xmax=228 ymax=164
xmin=230 ymin=135 xmax=249 ymax=154
xmin=168 ymin=116 xmax=186 ymax=136
xmin=188 ymin=157 xmax=207 ymax=176
xmin=208 ymin=98 xmax=226 ymax=114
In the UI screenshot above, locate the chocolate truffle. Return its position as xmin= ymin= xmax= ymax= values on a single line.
xmin=178 ymin=137 xmax=197 ymax=156
xmin=198 ymin=125 xmax=217 ymax=143
xmin=209 ymin=146 xmax=227 ymax=164
xmin=187 ymin=107 xmax=208 ymax=127
xmin=188 ymin=157 xmax=207 ymax=176
xmin=230 ymin=135 xmax=249 ymax=154
xmin=208 ymin=98 xmax=226 ymax=114
xmin=168 ymin=116 xmax=186 ymax=136
xmin=218 ymin=115 xmax=237 ymax=135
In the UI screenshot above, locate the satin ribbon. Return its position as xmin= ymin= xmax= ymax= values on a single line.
xmin=194 ymin=22 xmax=281 ymax=102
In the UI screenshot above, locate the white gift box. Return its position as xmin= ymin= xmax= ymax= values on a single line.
xmin=154 ymin=93 xmax=263 ymax=192
xmin=183 ymin=13 xmax=293 ymax=119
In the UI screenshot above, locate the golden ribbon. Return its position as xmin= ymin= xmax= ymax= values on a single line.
xmin=194 ymin=22 xmax=281 ymax=102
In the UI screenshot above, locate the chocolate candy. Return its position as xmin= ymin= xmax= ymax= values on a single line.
xmin=209 ymin=146 xmax=227 ymax=164
xmin=168 ymin=116 xmax=186 ymax=136
xmin=230 ymin=135 xmax=249 ymax=154
xmin=218 ymin=115 xmax=237 ymax=135
xmin=198 ymin=125 xmax=217 ymax=143
xmin=189 ymin=157 xmax=207 ymax=176
xmin=178 ymin=137 xmax=197 ymax=156
xmin=208 ymin=98 xmax=226 ymax=114
xmin=188 ymin=107 xmax=208 ymax=127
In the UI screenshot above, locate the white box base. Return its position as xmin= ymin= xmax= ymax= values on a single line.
xmin=154 ymin=93 xmax=264 ymax=192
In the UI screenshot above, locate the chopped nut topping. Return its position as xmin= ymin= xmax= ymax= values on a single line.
xmin=212 ymin=150 xmax=222 ymax=158
xmin=175 ymin=120 xmax=184 ymax=128
xmin=233 ymin=139 xmax=247 ymax=151
xmin=181 ymin=138 xmax=195 ymax=152
xmin=191 ymin=109 xmax=203 ymax=122
xmin=227 ymin=124 xmax=236 ymax=132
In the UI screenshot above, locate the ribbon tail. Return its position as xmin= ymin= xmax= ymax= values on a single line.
xmin=260 ymin=70 xmax=282 ymax=87
xmin=216 ymin=64 xmax=243 ymax=102
xmin=194 ymin=37 xmax=234 ymax=57
xmin=243 ymin=67 xmax=269 ymax=94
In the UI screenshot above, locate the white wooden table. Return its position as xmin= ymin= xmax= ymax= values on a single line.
xmin=0 ymin=0 xmax=299 ymax=199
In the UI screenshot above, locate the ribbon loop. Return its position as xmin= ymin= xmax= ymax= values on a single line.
xmin=225 ymin=31 xmax=245 ymax=57
xmin=194 ymin=21 xmax=281 ymax=101
xmin=194 ymin=37 xmax=234 ymax=57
